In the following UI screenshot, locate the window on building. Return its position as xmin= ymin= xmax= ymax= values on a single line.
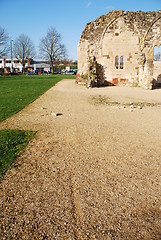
xmin=14 ymin=60 xmax=20 ymax=64
xmin=115 ymin=56 xmax=119 ymax=69
xmin=115 ymin=56 xmax=124 ymax=69
xmin=0 ymin=61 xmax=2 ymax=63
xmin=6 ymin=60 xmax=11 ymax=63
xmin=120 ymin=56 xmax=124 ymax=69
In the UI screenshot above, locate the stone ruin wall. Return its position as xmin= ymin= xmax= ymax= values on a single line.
xmin=77 ymin=10 xmax=161 ymax=89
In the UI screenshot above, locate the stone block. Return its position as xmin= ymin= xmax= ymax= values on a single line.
xmin=112 ymin=78 xmax=118 ymax=84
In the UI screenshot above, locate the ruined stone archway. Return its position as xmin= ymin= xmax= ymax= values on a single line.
xmin=77 ymin=10 xmax=161 ymax=89
xmin=153 ymin=45 xmax=161 ymax=88
xmin=101 ymin=15 xmax=141 ymax=86
xmin=142 ymin=16 xmax=161 ymax=89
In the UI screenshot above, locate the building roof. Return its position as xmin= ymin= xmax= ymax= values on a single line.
xmin=30 ymin=63 xmax=51 ymax=68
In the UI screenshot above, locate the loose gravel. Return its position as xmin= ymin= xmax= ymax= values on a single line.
xmin=0 ymin=80 xmax=161 ymax=239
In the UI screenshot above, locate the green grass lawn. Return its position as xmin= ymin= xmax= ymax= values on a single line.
xmin=0 ymin=74 xmax=76 ymax=176
xmin=0 ymin=74 xmax=76 ymax=122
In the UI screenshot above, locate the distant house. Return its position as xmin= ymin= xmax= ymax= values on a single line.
xmin=0 ymin=58 xmax=29 ymax=73
xmin=0 ymin=59 xmax=51 ymax=74
xmin=30 ymin=62 xmax=51 ymax=74
xmin=0 ymin=58 xmax=77 ymax=75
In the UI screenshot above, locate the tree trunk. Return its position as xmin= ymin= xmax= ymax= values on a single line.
xmin=22 ymin=64 xmax=25 ymax=74
xmin=22 ymin=58 xmax=25 ymax=75
xmin=51 ymin=60 xmax=54 ymax=74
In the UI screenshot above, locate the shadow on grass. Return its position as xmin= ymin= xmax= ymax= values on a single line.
xmin=0 ymin=129 xmax=36 ymax=178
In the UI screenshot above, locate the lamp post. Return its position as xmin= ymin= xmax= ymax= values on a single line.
xmin=11 ymin=39 xmax=13 ymax=73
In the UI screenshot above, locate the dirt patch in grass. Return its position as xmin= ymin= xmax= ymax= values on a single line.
xmin=90 ymin=95 xmax=161 ymax=108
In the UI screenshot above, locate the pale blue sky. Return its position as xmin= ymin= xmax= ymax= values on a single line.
xmin=1 ymin=0 xmax=161 ymax=60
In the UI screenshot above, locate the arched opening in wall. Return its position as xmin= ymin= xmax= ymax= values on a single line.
xmin=153 ymin=45 xmax=161 ymax=89
xmin=153 ymin=45 xmax=161 ymax=61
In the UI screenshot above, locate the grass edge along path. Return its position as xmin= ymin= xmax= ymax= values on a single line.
xmin=0 ymin=74 xmax=76 ymax=122
xmin=0 ymin=75 xmax=76 ymax=177
xmin=0 ymin=129 xmax=36 ymax=177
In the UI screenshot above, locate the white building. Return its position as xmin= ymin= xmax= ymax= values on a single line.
xmin=0 ymin=58 xmax=52 ymax=74
xmin=0 ymin=58 xmax=29 ymax=73
xmin=31 ymin=62 xmax=51 ymax=73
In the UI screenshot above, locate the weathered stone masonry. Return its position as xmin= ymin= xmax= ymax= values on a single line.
xmin=77 ymin=10 xmax=161 ymax=89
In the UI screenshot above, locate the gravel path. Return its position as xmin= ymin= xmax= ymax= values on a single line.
xmin=0 ymin=79 xmax=161 ymax=239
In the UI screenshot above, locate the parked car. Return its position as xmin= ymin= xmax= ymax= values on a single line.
xmin=25 ymin=71 xmax=35 ymax=75
xmin=73 ymin=69 xmax=77 ymax=75
xmin=65 ymin=70 xmax=75 ymax=75
xmin=61 ymin=69 xmax=67 ymax=74
xmin=54 ymin=69 xmax=61 ymax=74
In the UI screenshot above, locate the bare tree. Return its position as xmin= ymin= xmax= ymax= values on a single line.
xmin=14 ymin=34 xmax=35 ymax=73
xmin=0 ymin=26 xmax=9 ymax=58
xmin=39 ymin=27 xmax=67 ymax=74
